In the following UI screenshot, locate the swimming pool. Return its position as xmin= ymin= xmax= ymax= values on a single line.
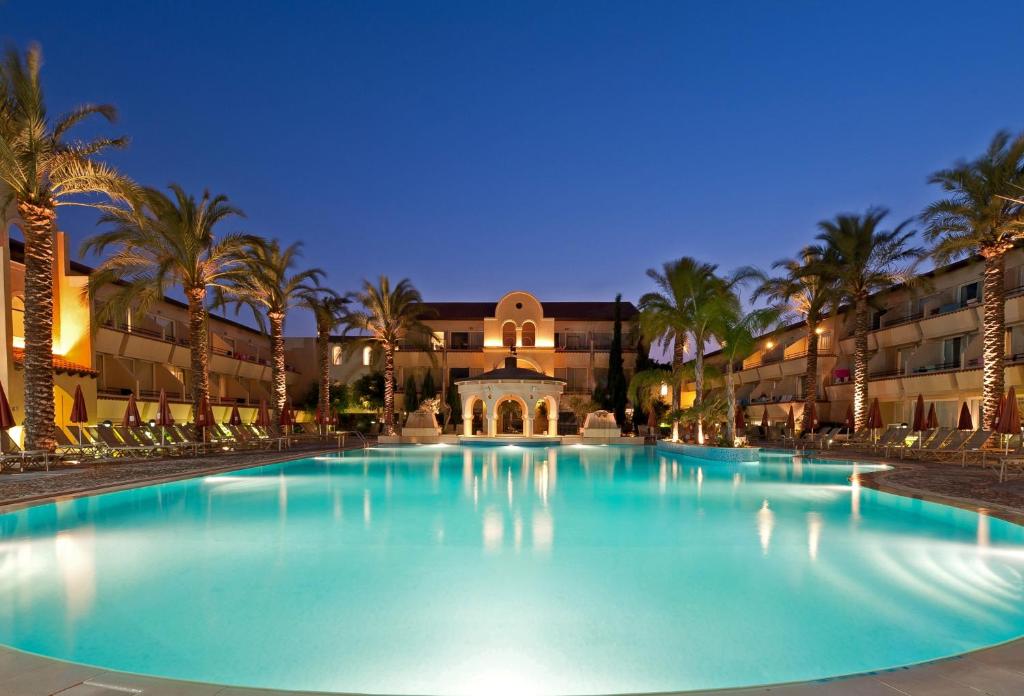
xmin=1 ymin=444 xmax=1023 ymax=695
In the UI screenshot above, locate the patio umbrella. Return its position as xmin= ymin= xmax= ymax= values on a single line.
xmin=760 ymin=407 xmax=769 ymax=429
xmin=735 ymin=406 xmax=746 ymax=431
xmin=805 ymin=401 xmax=817 ymax=434
xmin=911 ymin=394 xmax=926 ymax=433
xmin=229 ymin=404 xmax=242 ymax=426
xmin=844 ymin=404 xmax=854 ymax=432
xmin=997 ymin=387 xmax=1020 ymax=453
xmin=195 ymin=395 xmax=213 ymax=441
xmin=867 ymin=398 xmax=883 ymax=440
xmin=0 ymin=381 xmax=14 ymax=453
xmin=280 ymin=400 xmax=295 ymax=432
xmin=957 ymin=402 xmax=973 ymax=431
xmin=155 ymin=388 xmax=174 ymax=445
xmin=926 ymin=403 xmax=939 ymax=430
xmin=994 ymin=394 xmax=1006 ymax=432
xmin=254 ymin=399 xmax=271 ymax=428
xmin=70 ymin=384 xmax=89 ymax=447
xmin=785 ymin=404 xmax=795 ymax=433
xmin=122 ymin=394 xmax=142 ymax=427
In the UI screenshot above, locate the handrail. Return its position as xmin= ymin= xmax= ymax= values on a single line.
xmin=334 ymin=430 xmax=369 ymax=449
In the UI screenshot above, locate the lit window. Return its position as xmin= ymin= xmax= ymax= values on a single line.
xmin=502 ymin=321 xmax=516 ymax=347
xmin=522 ymin=322 xmax=536 ymax=347
xmin=331 ymin=345 xmax=343 ymax=366
xmin=363 ymin=346 xmax=372 ymax=366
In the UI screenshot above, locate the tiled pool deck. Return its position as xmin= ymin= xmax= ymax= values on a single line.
xmin=2 ymin=443 xmax=1024 ymax=695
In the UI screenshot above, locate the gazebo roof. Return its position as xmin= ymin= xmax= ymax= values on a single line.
xmin=455 ymin=357 xmax=565 ymax=384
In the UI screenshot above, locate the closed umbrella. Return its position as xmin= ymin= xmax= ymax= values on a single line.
xmin=867 ymin=398 xmax=883 ymax=442
xmin=229 ymin=405 xmax=242 ymax=426
xmin=994 ymin=394 xmax=1006 ymax=432
xmin=926 ymin=403 xmax=939 ymax=430
xmin=195 ymin=395 xmax=213 ymax=441
xmin=70 ymin=385 xmax=89 ymax=447
xmin=844 ymin=404 xmax=854 ymax=433
xmin=805 ymin=401 xmax=817 ymax=434
xmin=957 ymin=402 xmax=973 ymax=431
xmin=997 ymin=387 xmax=1020 ymax=453
xmin=0 ymin=381 xmax=14 ymax=453
xmin=122 ymin=394 xmax=142 ymax=427
xmin=735 ymin=407 xmax=746 ymax=432
xmin=785 ymin=405 xmax=795 ymax=433
xmin=254 ymin=399 xmax=271 ymax=428
xmin=155 ymin=388 xmax=174 ymax=445
xmin=760 ymin=407 xmax=769 ymax=428
xmin=911 ymin=394 xmax=926 ymax=433
xmin=280 ymin=400 xmax=295 ymax=431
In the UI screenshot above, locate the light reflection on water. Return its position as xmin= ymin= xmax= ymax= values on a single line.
xmin=0 ymin=445 xmax=1023 ymax=696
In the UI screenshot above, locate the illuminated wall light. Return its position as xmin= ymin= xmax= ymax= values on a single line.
xmin=814 ymin=327 xmax=825 ymax=335
xmin=660 ymin=382 xmax=668 ymax=397
xmin=765 ymin=341 xmax=775 ymax=350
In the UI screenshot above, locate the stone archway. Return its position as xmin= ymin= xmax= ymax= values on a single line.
xmin=494 ymin=394 xmax=530 ymax=436
xmin=455 ymin=356 xmax=565 ymax=439
xmin=464 ymin=395 xmax=488 ymax=436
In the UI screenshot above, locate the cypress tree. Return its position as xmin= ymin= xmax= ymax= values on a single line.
xmin=608 ymin=294 xmax=628 ymax=430
xmin=404 ymin=374 xmax=420 ymax=412
xmin=421 ymin=369 xmax=437 ymax=399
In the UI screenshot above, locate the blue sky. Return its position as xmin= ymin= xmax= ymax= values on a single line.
xmin=4 ymin=0 xmax=1023 ymax=335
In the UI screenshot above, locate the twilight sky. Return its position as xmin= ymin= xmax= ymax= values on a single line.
xmin=4 ymin=0 xmax=1024 ymax=335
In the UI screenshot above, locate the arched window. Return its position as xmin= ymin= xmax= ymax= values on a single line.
xmin=521 ymin=321 xmax=536 ymax=347
xmin=331 ymin=345 xmax=343 ymax=366
xmin=502 ymin=321 xmax=517 ymax=347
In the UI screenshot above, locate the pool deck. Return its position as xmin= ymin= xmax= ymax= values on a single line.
xmin=3 ymin=442 xmax=1024 ymax=695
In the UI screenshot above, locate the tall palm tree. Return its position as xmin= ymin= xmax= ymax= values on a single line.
xmin=298 ymin=290 xmax=349 ymax=434
xmin=750 ymin=248 xmax=836 ymax=432
xmin=0 ymin=44 xmax=136 ymax=451
xmin=84 ymin=185 xmax=251 ymax=418
xmin=922 ymin=131 xmax=1024 ymax=429
xmin=810 ymin=209 xmax=922 ymax=430
xmin=345 ymin=276 xmax=433 ymax=435
xmin=225 ymin=239 xmax=325 ymax=418
xmin=714 ymin=306 xmax=785 ymax=445
xmin=639 ymin=257 xmax=742 ymax=443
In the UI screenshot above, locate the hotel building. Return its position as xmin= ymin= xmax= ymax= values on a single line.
xmin=697 ymin=246 xmax=1024 ymax=430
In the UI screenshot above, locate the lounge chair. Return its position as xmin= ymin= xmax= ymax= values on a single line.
xmin=0 ymin=431 xmax=59 ymax=471
xmin=54 ymin=425 xmax=103 ymax=458
xmin=92 ymin=425 xmax=152 ymax=457
xmin=953 ymin=430 xmax=994 ymax=466
xmin=888 ymin=428 xmax=950 ymax=458
xmin=906 ymin=429 xmax=970 ymax=461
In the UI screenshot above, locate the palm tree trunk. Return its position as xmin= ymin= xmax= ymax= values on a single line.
xmin=18 ymin=201 xmax=57 ymax=452
xmin=383 ymin=344 xmax=396 ymax=435
xmin=268 ymin=311 xmax=286 ymax=419
xmin=853 ymin=296 xmax=869 ymax=431
xmin=981 ymin=251 xmax=1006 ymax=429
xmin=671 ymin=332 xmax=684 ymax=440
xmin=186 ymin=287 xmax=211 ymax=417
xmin=725 ymin=362 xmax=736 ymax=445
xmin=695 ymin=344 xmax=705 ymax=444
xmin=802 ymin=318 xmax=819 ymax=432
xmin=317 ymin=319 xmax=330 ymax=436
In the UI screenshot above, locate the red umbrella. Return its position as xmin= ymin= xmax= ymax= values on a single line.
xmin=957 ymin=402 xmax=973 ymax=431
xmin=70 ymin=385 xmax=88 ymax=424
xmin=760 ymin=407 xmax=769 ymax=429
xmin=994 ymin=394 xmax=1006 ymax=431
xmin=926 ymin=403 xmax=939 ymax=430
xmin=279 ymin=401 xmax=295 ymax=428
xmin=867 ymin=398 xmax=883 ymax=429
xmin=155 ymin=388 xmax=174 ymax=445
xmin=195 ymin=395 xmax=213 ymax=428
xmin=122 ymin=394 xmax=142 ymax=427
xmin=997 ymin=387 xmax=1020 ymax=435
xmin=844 ymin=404 xmax=854 ymax=431
xmin=785 ymin=404 xmax=795 ymax=432
xmin=254 ymin=399 xmax=271 ymax=428
xmin=804 ymin=401 xmax=817 ymax=433
xmin=229 ymin=404 xmax=242 ymax=426
xmin=911 ymin=394 xmax=926 ymax=432
xmin=0 ymin=381 xmax=11 ymax=454
xmin=735 ymin=407 xmax=746 ymax=431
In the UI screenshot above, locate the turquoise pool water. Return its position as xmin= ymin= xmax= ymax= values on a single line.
xmin=1 ymin=445 xmax=1024 ymax=695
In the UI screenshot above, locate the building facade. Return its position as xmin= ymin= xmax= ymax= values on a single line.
xmin=696 ymin=247 xmax=1024 ymax=431
xmin=1 ymin=219 xmax=289 ymax=442
xmin=286 ymin=290 xmax=639 ymax=419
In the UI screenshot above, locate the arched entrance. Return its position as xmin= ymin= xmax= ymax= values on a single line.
xmin=456 ymin=357 xmax=564 ymax=439
xmin=496 ymin=396 xmax=527 ymax=435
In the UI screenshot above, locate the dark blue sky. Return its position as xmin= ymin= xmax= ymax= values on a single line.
xmin=5 ymin=1 xmax=1023 ymax=335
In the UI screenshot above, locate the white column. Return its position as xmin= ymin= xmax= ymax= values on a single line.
xmin=523 ymin=412 xmax=533 ymax=437
xmin=488 ymin=413 xmax=498 ymax=436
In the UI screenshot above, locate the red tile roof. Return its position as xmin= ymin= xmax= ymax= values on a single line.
xmin=12 ymin=348 xmax=98 ymax=377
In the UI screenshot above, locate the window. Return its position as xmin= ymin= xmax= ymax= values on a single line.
xmin=449 ymin=367 xmax=470 ymax=382
xmin=522 ymin=322 xmax=536 ymax=347
xmin=502 ymin=321 xmax=516 ymax=347
xmin=450 ymin=332 xmax=470 ymax=349
xmin=943 ymin=336 xmax=964 ymax=368
xmin=959 ymin=282 xmax=980 ymax=306
xmin=362 ymin=346 xmax=372 ymax=366
xmin=331 ymin=345 xmax=343 ymax=366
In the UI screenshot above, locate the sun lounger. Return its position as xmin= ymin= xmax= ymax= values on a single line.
xmin=0 ymin=431 xmax=61 ymax=471
xmin=92 ymin=425 xmax=152 ymax=457
xmin=888 ymin=427 xmax=950 ymax=458
xmin=54 ymin=425 xmax=104 ymax=458
xmin=906 ymin=429 xmax=971 ymax=461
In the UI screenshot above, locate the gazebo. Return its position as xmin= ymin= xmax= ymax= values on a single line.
xmin=455 ymin=356 xmax=564 ymax=437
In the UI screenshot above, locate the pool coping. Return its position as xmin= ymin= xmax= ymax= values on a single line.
xmin=3 ymin=446 xmax=1024 ymax=696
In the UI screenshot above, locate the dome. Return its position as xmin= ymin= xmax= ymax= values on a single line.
xmin=455 ymin=357 xmax=565 ymax=384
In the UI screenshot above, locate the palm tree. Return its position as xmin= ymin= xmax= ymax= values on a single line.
xmin=750 ymin=248 xmax=836 ymax=432
xmin=639 ymin=257 xmax=742 ymax=443
xmin=225 ymin=239 xmax=325 ymax=418
xmin=345 ymin=276 xmax=433 ymax=435
xmin=299 ymin=290 xmax=350 ymax=434
xmin=810 ymin=209 xmax=922 ymax=430
xmin=0 ymin=44 xmax=136 ymax=451
xmin=628 ymin=366 xmax=691 ymax=433
xmin=84 ymin=185 xmax=251 ymax=418
xmin=922 ymin=131 xmax=1024 ymax=429
xmin=714 ymin=306 xmax=785 ymax=445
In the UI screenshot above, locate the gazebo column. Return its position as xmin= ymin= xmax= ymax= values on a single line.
xmin=549 ymin=412 xmax=558 ymax=437
xmin=523 ymin=413 xmax=533 ymax=437
xmin=488 ymin=412 xmax=498 ymax=436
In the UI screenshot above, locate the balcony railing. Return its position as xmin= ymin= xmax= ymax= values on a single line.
xmin=868 ymin=359 xmax=978 ymax=381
